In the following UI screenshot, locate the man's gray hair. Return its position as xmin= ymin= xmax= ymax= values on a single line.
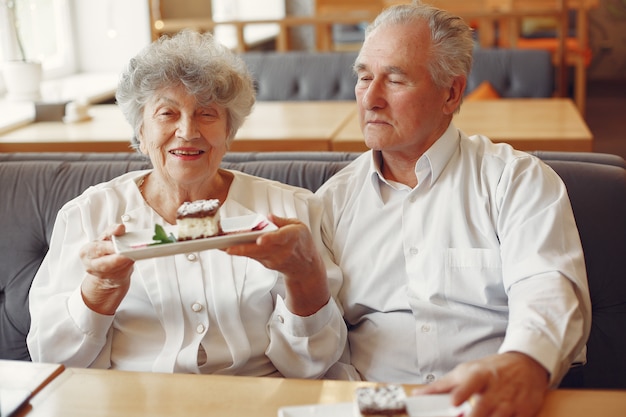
xmin=364 ymin=2 xmax=475 ymax=89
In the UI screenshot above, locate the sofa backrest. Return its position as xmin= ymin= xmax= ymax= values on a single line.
xmin=468 ymin=48 xmax=554 ymax=98
xmin=240 ymin=51 xmax=359 ymax=101
xmin=1 ymin=151 xmax=624 ymax=390
xmin=238 ymin=48 xmax=554 ymax=101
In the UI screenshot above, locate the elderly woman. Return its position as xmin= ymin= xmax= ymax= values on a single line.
xmin=27 ymin=30 xmax=345 ymax=378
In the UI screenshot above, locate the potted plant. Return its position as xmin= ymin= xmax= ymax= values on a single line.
xmin=1 ymin=0 xmax=43 ymax=101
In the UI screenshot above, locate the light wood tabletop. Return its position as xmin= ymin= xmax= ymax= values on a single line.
xmin=0 ymin=99 xmax=592 ymax=154
xmin=332 ymin=98 xmax=593 ymax=152
xmin=12 ymin=366 xmax=626 ymax=417
xmin=230 ymin=101 xmax=356 ymax=151
xmin=0 ymin=102 xmax=357 ymax=153
xmin=0 ymin=105 xmax=135 ymax=153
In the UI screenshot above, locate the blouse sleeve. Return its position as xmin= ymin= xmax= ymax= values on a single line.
xmin=27 ymin=204 xmax=116 ymax=367
xmin=264 ymin=190 xmax=347 ymax=378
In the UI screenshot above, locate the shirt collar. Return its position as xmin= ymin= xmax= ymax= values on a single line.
xmin=423 ymin=122 xmax=460 ymax=186
xmin=368 ymin=122 xmax=460 ymax=194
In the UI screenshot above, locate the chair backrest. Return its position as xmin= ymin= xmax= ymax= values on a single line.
xmin=316 ymin=0 xmax=384 ymax=16
xmin=505 ymin=0 xmax=569 ymax=95
xmin=426 ymin=0 xmax=493 ymax=15
xmin=148 ymin=0 xmax=215 ymax=41
xmin=240 ymin=51 xmax=358 ymax=101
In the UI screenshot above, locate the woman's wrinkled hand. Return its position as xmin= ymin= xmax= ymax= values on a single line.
xmin=225 ymin=214 xmax=331 ymax=316
xmin=79 ymin=223 xmax=135 ymax=315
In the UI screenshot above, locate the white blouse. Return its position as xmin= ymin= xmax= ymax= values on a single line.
xmin=28 ymin=169 xmax=345 ymax=378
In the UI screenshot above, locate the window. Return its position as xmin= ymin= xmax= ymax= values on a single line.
xmin=211 ymin=0 xmax=284 ymax=49
xmin=0 ymin=0 xmax=75 ymax=79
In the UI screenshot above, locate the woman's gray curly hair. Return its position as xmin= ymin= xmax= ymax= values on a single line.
xmin=116 ymin=30 xmax=255 ymax=150
xmin=362 ymin=2 xmax=474 ymax=91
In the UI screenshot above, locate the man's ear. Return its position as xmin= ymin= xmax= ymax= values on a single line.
xmin=443 ymin=75 xmax=466 ymax=115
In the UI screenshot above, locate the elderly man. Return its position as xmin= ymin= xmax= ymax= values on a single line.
xmin=318 ymin=3 xmax=591 ymax=417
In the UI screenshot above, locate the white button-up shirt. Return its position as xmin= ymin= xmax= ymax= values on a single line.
xmin=317 ymin=123 xmax=591 ymax=386
xmin=28 ymin=169 xmax=345 ymax=378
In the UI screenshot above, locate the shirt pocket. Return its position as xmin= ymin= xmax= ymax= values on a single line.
xmin=443 ymin=248 xmax=507 ymax=311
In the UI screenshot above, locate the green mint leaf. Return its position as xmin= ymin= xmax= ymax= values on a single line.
xmin=151 ymin=224 xmax=177 ymax=245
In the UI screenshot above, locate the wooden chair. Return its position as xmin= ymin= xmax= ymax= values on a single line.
xmin=148 ymin=0 xmax=214 ymax=42
xmin=148 ymin=0 xmax=281 ymax=52
xmin=425 ymin=1 xmax=509 ymax=47
xmin=498 ymin=0 xmax=593 ymax=114
xmin=501 ymin=1 xmax=569 ymax=101
xmin=314 ymin=0 xmax=387 ymax=51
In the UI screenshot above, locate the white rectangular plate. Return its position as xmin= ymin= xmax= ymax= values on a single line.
xmin=113 ymin=214 xmax=277 ymax=260
xmin=278 ymin=394 xmax=471 ymax=417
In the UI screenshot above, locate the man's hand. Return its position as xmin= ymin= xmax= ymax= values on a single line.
xmin=413 ymin=352 xmax=549 ymax=417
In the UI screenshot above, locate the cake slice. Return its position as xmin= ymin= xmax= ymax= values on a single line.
xmin=176 ymin=199 xmax=222 ymax=241
xmin=355 ymin=384 xmax=408 ymax=417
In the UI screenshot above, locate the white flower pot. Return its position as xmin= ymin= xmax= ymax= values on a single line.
xmin=1 ymin=61 xmax=43 ymax=101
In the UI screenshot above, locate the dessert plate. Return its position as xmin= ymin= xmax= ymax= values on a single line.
xmin=113 ymin=214 xmax=277 ymax=260
xmin=278 ymin=394 xmax=471 ymax=417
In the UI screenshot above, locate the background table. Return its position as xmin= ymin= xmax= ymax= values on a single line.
xmin=332 ymin=98 xmax=593 ymax=152
xmin=0 ymin=105 xmax=135 ymax=152
xmin=0 ymin=99 xmax=592 ymax=153
xmin=0 ymin=102 xmax=356 ymax=153
xmin=17 ymin=367 xmax=626 ymax=417
xmin=230 ymin=101 xmax=355 ymax=151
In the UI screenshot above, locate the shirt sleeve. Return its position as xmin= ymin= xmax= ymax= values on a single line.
xmin=267 ymin=295 xmax=346 ymax=378
xmin=496 ymin=156 xmax=592 ymax=386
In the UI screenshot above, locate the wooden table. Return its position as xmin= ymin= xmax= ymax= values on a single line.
xmin=13 ymin=366 xmax=626 ymax=417
xmin=0 ymin=102 xmax=356 ymax=153
xmin=0 ymin=105 xmax=135 ymax=152
xmin=0 ymin=360 xmax=64 ymax=417
xmin=332 ymin=98 xmax=593 ymax=152
xmin=231 ymin=101 xmax=355 ymax=151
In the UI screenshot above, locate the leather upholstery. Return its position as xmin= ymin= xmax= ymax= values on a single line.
xmin=467 ymin=48 xmax=554 ymax=98
xmin=1 ymin=151 xmax=624 ymax=390
xmin=239 ymin=48 xmax=554 ymax=101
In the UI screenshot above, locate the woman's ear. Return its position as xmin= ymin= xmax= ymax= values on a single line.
xmin=443 ymin=75 xmax=467 ymax=115
xmin=137 ymin=126 xmax=147 ymax=154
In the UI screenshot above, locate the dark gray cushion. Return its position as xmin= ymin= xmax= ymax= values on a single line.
xmin=467 ymin=48 xmax=554 ymax=98
xmin=240 ymin=51 xmax=359 ymax=101
xmin=238 ymin=48 xmax=554 ymax=102
xmin=1 ymin=151 xmax=624 ymax=391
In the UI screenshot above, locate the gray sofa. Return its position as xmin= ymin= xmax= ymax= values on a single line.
xmin=240 ymin=48 xmax=554 ymax=100
xmin=0 ymin=150 xmax=625 ymax=390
